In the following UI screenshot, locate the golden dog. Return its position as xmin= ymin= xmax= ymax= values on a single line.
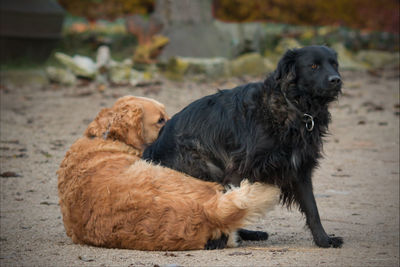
xmin=58 ymin=96 xmax=279 ymax=251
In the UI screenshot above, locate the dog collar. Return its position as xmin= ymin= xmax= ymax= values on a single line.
xmin=282 ymin=92 xmax=315 ymax=132
xmin=303 ymin=113 xmax=314 ymax=132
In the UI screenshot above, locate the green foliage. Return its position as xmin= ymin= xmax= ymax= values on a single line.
xmin=214 ymin=0 xmax=399 ymax=34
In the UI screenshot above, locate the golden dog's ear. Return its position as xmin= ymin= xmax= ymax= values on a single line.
xmin=84 ymin=108 xmax=114 ymax=138
xmin=84 ymin=98 xmax=145 ymax=149
xmin=107 ymin=103 xmax=145 ymax=149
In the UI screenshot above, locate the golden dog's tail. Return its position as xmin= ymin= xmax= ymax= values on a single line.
xmin=204 ymin=180 xmax=280 ymax=246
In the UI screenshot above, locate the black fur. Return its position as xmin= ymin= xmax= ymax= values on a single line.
xmin=237 ymin=229 xmax=269 ymax=241
xmin=204 ymin=234 xmax=229 ymax=250
xmin=143 ymin=46 xmax=343 ymax=248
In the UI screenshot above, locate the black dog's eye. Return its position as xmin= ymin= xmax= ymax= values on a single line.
xmin=311 ymin=64 xmax=319 ymax=70
xmin=157 ymin=118 xmax=166 ymax=124
xmin=332 ymin=62 xmax=338 ymax=68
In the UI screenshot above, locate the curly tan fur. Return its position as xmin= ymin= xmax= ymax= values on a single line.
xmin=58 ymin=96 xmax=280 ymax=251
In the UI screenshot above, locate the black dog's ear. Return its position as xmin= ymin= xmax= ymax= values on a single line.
xmin=274 ymin=49 xmax=297 ymax=81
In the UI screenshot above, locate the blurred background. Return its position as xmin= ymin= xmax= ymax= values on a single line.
xmin=0 ymin=2 xmax=399 ymax=266
xmin=0 ymin=0 xmax=399 ymax=85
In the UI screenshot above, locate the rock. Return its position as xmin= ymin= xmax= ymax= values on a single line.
xmin=96 ymin=45 xmax=111 ymax=70
xmin=263 ymin=58 xmax=276 ymax=74
xmin=178 ymin=57 xmax=229 ymax=77
xmin=264 ymin=38 xmax=302 ymax=65
xmin=72 ymin=55 xmax=97 ymax=76
xmin=78 ymin=255 xmax=95 ymax=262
xmin=54 ymin=52 xmax=97 ymax=79
xmin=165 ymin=54 xmax=273 ymax=79
xmin=40 ymin=201 xmax=58 ymax=206
xmin=274 ymin=38 xmax=302 ymax=55
xmin=108 ymin=59 xmax=133 ymax=85
xmin=164 ymin=57 xmax=190 ymax=80
xmin=214 ymin=21 xmax=265 ymax=57
xmin=159 ymin=24 xmax=232 ymax=60
xmin=331 ymin=43 xmax=368 ymax=71
xmin=46 ymin=67 xmax=76 ymax=86
xmin=0 ymin=171 xmax=21 ymax=178
xmin=299 ymin=28 xmax=316 ymax=41
xmin=356 ymin=50 xmax=400 ymax=69
xmin=129 ymin=69 xmax=146 ymax=87
xmin=163 ymin=252 xmax=177 ymax=257
xmin=317 ymin=26 xmax=339 ymax=36
xmin=107 ymin=59 xmax=152 ymax=86
xmin=186 ymin=57 xmax=229 ymax=77
xmin=229 ymin=53 xmax=274 ymax=77
xmin=261 ymin=23 xmax=286 ymax=52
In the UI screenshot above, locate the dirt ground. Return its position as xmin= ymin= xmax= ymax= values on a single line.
xmin=0 ymin=68 xmax=399 ymax=266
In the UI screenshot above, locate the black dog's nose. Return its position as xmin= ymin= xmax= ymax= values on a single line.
xmin=328 ymin=75 xmax=341 ymax=86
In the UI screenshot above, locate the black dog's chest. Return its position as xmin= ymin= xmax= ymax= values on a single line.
xmin=214 ymin=116 xmax=323 ymax=184
xmin=247 ymin=127 xmax=322 ymax=182
xmin=290 ymin=148 xmax=303 ymax=170
xmin=283 ymin=127 xmax=322 ymax=167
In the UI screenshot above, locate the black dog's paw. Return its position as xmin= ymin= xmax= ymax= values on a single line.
xmin=329 ymin=236 xmax=343 ymax=248
xmin=237 ymin=229 xmax=268 ymax=241
xmin=315 ymin=235 xmax=343 ymax=248
xmin=204 ymin=234 xmax=228 ymax=250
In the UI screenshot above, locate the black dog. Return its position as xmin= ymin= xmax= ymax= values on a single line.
xmin=143 ymin=45 xmax=343 ymax=248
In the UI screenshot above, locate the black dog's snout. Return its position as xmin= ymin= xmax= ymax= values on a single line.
xmin=328 ymin=75 xmax=341 ymax=86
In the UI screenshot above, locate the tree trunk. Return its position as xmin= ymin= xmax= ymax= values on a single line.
xmin=154 ymin=0 xmax=231 ymax=60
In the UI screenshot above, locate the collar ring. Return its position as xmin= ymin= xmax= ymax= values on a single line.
xmin=303 ymin=113 xmax=314 ymax=132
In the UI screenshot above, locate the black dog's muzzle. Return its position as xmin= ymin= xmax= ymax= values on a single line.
xmin=326 ymin=75 xmax=342 ymax=96
xmin=328 ymin=75 xmax=341 ymax=86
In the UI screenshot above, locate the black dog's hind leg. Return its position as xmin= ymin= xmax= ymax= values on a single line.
xmin=295 ymin=174 xmax=343 ymax=248
xmin=204 ymin=234 xmax=229 ymax=250
xmin=237 ymin=229 xmax=269 ymax=241
xmin=222 ymin=173 xmax=269 ymax=242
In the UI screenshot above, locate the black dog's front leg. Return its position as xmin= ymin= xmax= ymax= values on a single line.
xmin=295 ymin=178 xmax=343 ymax=248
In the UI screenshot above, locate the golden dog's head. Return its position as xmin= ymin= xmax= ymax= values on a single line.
xmin=85 ymin=96 xmax=169 ymax=150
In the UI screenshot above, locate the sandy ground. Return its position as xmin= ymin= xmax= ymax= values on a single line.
xmin=0 ymin=68 xmax=399 ymax=266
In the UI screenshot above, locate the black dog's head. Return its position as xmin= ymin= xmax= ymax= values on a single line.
xmin=274 ymin=45 xmax=342 ymax=102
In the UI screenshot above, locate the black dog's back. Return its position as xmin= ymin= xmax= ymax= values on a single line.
xmin=143 ymin=82 xmax=267 ymax=184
